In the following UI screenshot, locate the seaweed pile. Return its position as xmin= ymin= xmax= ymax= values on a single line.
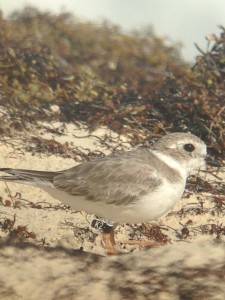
xmin=0 ymin=7 xmax=224 ymax=160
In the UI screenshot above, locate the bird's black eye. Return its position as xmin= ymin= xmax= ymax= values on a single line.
xmin=183 ymin=143 xmax=195 ymax=152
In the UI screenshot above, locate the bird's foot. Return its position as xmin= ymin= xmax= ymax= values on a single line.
xmin=123 ymin=240 xmax=166 ymax=248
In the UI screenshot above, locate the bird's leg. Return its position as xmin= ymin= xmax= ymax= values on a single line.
xmin=91 ymin=219 xmax=120 ymax=255
xmin=102 ymin=227 xmax=121 ymax=255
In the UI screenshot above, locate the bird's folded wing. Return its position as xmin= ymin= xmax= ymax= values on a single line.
xmin=53 ymin=152 xmax=162 ymax=206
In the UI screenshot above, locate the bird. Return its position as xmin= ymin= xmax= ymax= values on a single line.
xmin=0 ymin=132 xmax=207 ymax=254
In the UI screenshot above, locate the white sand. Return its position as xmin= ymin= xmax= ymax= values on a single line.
xmin=0 ymin=241 xmax=225 ymax=300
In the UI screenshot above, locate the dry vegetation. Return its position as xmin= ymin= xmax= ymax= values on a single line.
xmin=0 ymin=7 xmax=224 ymax=161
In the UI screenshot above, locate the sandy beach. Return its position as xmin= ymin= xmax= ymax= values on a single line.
xmin=0 ymin=122 xmax=224 ymax=299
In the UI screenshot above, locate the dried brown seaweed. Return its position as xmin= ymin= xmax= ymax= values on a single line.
xmin=0 ymin=7 xmax=224 ymax=161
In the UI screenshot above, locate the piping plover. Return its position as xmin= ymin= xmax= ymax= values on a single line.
xmin=0 ymin=132 xmax=207 ymax=253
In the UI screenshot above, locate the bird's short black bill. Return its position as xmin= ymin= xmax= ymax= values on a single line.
xmin=205 ymin=155 xmax=221 ymax=167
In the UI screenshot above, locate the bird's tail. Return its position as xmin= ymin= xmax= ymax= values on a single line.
xmin=0 ymin=168 xmax=60 ymax=186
